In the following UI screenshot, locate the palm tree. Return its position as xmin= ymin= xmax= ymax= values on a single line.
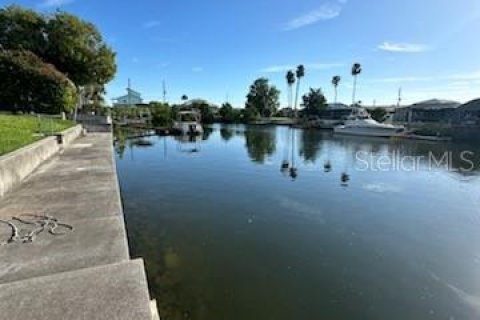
xmin=286 ymin=70 xmax=296 ymax=111
xmin=332 ymin=75 xmax=341 ymax=105
xmin=351 ymin=63 xmax=362 ymax=106
xmin=294 ymin=65 xmax=305 ymax=116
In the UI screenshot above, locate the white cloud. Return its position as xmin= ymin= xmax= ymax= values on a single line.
xmin=143 ymin=21 xmax=161 ymax=29
xmin=448 ymin=71 xmax=480 ymax=81
xmin=284 ymin=4 xmax=342 ymax=30
xmin=260 ymin=62 xmax=344 ymax=73
xmin=40 ymin=0 xmax=74 ymax=7
xmin=260 ymin=65 xmax=293 ymax=73
xmin=378 ymin=42 xmax=429 ymax=53
xmin=367 ymin=71 xmax=480 ymax=84
xmin=369 ymin=76 xmax=434 ymax=84
xmin=192 ymin=67 xmax=203 ymax=72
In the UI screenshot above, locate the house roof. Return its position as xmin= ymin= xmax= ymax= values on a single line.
xmin=411 ymin=99 xmax=461 ymax=110
xmin=126 ymin=88 xmax=142 ymax=97
xmin=327 ymin=103 xmax=351 ymax=110
xmin=112 ymin=88 xmax=142 ymax=101
xmin=456 ymin=99 xmax=480 ymax=112
xmin=182 ymin=99 xmax=219 ymax=108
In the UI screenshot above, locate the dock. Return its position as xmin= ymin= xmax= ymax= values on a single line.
xmin=0 ymin=132 xmax=156 ymax=319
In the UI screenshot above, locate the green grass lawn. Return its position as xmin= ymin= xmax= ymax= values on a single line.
xmin=0 ymin=114 xmax=74 ymax=156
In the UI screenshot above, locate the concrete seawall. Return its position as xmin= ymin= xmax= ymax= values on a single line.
xmin=0 ymin=125 xmax=83 ymax=198
xmin=0 ymin=131 xmax=154 ymax=319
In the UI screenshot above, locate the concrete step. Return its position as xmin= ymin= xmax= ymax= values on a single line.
xmin=0 ymin=259 xmax=153 ymax=320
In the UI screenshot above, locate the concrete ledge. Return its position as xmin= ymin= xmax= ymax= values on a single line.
xmin=0 ymin=259 xmax=153 ymax=320
xmin=0 ymin=124 xmax=82 ymax=198
xmin=0 ymin=132 xmax=154 ymax=319
xmin=59 ymin=124 xmax=84 ymax=146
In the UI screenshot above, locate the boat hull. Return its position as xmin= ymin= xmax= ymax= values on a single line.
xmin=173 ymin=122 xmax=203 ymax=135
xmin=334 ymin=126 xmax=403 ymax=138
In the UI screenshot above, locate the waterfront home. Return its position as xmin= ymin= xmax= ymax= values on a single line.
xmin=393 ymin=99 xmax=461 ymax=124
xmin=278 ymin=107 xmax=295 ymax=118
xmin=454 ymin=99 xmax=480 ymax=125
xmin=180 ymin=98 xmax=220 ymax=119
xmin=318 ymin=103 xmax=353 ymax=120
xmin=113 ymin=83 xmax=144 ymax=107
xmin=181 ymin=98 xmax=218 ymax=109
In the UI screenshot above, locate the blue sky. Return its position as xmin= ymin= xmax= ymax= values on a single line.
xmin=3 ymin=0 xmax=480 ymax=107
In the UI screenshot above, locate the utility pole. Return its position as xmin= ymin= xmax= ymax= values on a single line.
xmin=127 ymin=78 xmax=132 ymax=107
xmin=162 ymin=80 xmax=167 ymax=104
xmin=397 ymin=88 xmax=402 ymax=108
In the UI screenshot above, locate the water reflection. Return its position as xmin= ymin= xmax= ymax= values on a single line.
xmin=299 ymin=129 xmax=324 ymax=163
xmin=202 ymin=126 xmax=214 ymax=141
xmin=244 ymin=126 xmax=276 ymax=164
xmin=115 ymin=124 xmax=480 ymax=320
xmin=219 ymin=125 xmax=234 ymax=142
xmin=114 ymin=125 xmax=480 ymax=178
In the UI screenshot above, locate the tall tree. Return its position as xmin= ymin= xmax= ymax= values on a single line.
xmin=0 ymin=6 xmax=47 ymax=54
xmin=286 ymin=70 xmax=296 ymax=110
xmin=351 ymin=63 xmax=362 ymax=106
xmin=0 ymin=6 xmax=116 ymax=87
xmin=294 ymin=65 xmax=305 ymax=115
xmin=331 ymin=75 xmax=341 ymax=105
xmin=45 ymin=11 xmax=116 ymax=86
xmin=219 ymin=102 xmax=240 ymax=123
xmin=246 ymin=78 xmax=280 ymax=118
xmin=0 ymin=5 xmax=116 ymax=113
xmin=302 ymin=88 xmax=328 ymax=117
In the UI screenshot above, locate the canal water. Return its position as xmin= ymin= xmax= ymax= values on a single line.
xmin=115 ymin=125 xmax=480 ymax=320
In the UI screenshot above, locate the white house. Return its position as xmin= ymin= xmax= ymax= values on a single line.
xmin=112 ymin=82 xmax=144 ymax=107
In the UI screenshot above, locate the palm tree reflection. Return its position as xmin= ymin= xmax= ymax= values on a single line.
xmin=280 ymin=127 xmax=298 ymax=180
xmin=341 ymin=172 xmax=350 ymax=187
xmin=324 ymin=160 xmax=332 ymax=172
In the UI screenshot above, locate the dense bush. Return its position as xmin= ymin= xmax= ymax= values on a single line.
xmin=246 ymin=78 xmax=280 ymax=117
xmin=368 ymin=107 xmax=387 ymax=122
xmin=150 ymin=102 xmax=172 ymax=127
xmin=0 ymin=5 xmax=116 ymax=115
xmin=0 ymin=6 xmax=116 ymax=87
xmin=302 ymin=88 xmax=327 ymax=117
xmin=219 ymin=102 xmax=242 ymax=123
xmin=0 ymin=50 xmax=77 ymax=114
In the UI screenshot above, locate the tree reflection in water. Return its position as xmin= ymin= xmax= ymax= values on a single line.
xmin=219 ymin=126 xmax=234 ymax=142
xmin=202 ymin=126 xmax=214 ymax=140
xmin=244 ymin=127 xmax=276 ymax=163
xmin=299 ymin=129 xmax=324 ymax=163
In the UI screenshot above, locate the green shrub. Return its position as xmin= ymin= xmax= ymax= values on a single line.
xmin=0 ymin=49 xmax=77 ymax=114
xmin=150 ymin=103 xmax=173 ymax=127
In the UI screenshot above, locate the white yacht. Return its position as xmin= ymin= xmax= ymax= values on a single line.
xmin=173 ymin=110 xmax=203 ymax=135
xmin=334 ymin=109 xmax=404 ymax=138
